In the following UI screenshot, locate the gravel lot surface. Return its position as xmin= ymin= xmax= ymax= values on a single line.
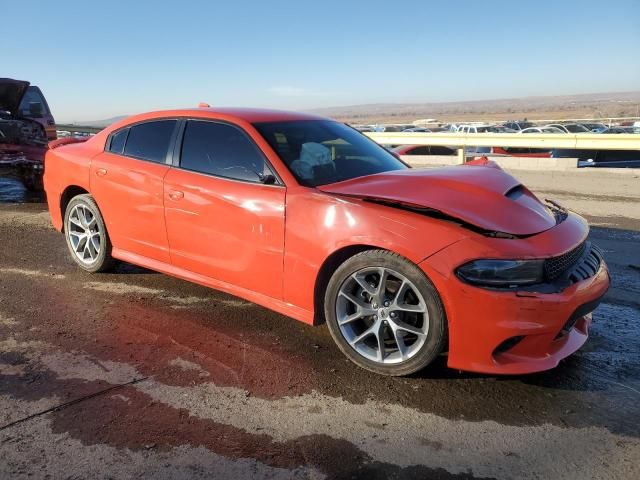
xmin=1 ymin=169 xmax=639 ymax=480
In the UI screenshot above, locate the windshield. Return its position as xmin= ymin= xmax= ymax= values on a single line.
xmin=253 ymin=120 xmax=407 ymax=187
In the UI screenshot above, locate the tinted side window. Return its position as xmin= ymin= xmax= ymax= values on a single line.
xmin=180 ymin=121 xmax=269 ymax=183
xmin=108 ymin=129 xmax=128 ymax=154
xmin=124 ymin=120 xmax=176 ymax=163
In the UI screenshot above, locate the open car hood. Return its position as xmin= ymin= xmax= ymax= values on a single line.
xmin=0 ymin=78 xmax=29 ymax=117
xmin=318 ymin=165 xmax=557 ymax=236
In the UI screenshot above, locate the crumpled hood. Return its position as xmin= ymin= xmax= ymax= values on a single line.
xmin=318 ymin=165 xmax=557 ymax=236
xmin=0 ymin=78 xmax=29 ymax=117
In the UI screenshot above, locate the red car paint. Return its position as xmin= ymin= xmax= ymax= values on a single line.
xmin=44 ymin=108 xmax=609 ymax=374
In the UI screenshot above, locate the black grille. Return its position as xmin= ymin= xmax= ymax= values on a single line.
xmin=567 ymin=245 xmax=602 ymax=284
xmin=544 ymin=242 xmax=602 ymax=284
xmin=544 ymin=242 xmax=586 ymax=281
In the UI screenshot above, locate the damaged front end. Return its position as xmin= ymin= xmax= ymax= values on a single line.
xmin=363 ymin=198 xmax=524 ymax=239
xmin=318 ymin=163 xmax=559 ymax=237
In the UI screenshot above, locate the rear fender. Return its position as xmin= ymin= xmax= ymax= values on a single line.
xmin=44 ymin=140 xmax=96 ymax=231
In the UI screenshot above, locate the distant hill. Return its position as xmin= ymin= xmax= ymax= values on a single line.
xmin=77 ymin=115 xmax=129 ymax=128
xmin=307 ymin=91 xmax=640 ymax=124
xmin=72 ymin=91 xmax=640 ymax=127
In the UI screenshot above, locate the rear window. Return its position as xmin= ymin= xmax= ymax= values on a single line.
xmin=19 ymin=87 xmax=49 ymax=117
xmin=123 ymin=120 xmax=177 ymax=163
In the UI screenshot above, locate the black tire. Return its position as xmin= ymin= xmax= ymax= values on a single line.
xmin=63 ymin=194 xmax=115 ymax=273
xmin=324 ymin=249 xmax=447 ymax=376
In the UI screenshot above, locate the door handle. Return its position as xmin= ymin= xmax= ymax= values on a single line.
xmin=96 ymin=168 xmax=107 ymax=177
xmin=168 ymin=190 xmax=184 ymax=201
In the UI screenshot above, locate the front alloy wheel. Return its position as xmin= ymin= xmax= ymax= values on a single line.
xmin=325 ymin=250 xmax=447 ymax=376
xmin=336 ymin=267 xmax=429 ymax=364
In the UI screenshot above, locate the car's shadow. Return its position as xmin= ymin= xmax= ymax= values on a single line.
xmin=111 ymin=262 xmax=158 ymax=275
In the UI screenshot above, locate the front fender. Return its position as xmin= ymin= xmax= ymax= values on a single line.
xmin=282 ymin=189 xmax=467 ymax=315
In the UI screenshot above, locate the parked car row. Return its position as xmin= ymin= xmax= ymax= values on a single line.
xmin=57 ymin=130 xmax=95 ymax=138
xmin=377 ymin=119 xmax=640 ymax=167
xmin=359 ymin=120 xmax=640 ymax=135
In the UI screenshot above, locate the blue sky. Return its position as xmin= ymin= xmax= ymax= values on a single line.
xmin=5 ymin=0 xmax=639 ymax=122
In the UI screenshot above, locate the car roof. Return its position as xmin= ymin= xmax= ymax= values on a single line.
xmin=94 ymin=107 xmax=332 ymax=144
xmin=124 ymin=107 xmax=326 ymax=125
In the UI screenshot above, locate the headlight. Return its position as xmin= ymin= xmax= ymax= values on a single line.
xmin=456 ymin=259 xmax=544 ymax=287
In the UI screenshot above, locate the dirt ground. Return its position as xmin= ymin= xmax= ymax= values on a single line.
xmin=0 ymin=169 xmax=639 ymax=480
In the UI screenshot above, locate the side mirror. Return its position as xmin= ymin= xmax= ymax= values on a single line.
xmin=258 ymin=173 xmax=276 ymax=185
xmin=28 ymin=102 xmax=44 ymax=117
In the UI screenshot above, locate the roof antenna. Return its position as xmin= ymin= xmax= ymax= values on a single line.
xmin=198 ymin=102 xmax=211 ymax=108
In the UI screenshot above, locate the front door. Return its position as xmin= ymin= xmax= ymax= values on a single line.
xmin=163 ymin=119 xmax=286 ymax=299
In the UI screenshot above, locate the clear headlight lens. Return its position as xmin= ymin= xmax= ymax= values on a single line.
xmin=456 ymin=259 xmax=545 ymax=287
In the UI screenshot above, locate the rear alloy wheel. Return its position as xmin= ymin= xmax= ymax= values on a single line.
xmin=325 ymin=250 xmax=447 ymax=376
xmin=64 ymin=194 xmax=115 ymax=273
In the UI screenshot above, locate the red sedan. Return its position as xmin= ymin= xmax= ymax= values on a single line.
xmin=44 ymin=108 xmax=609 ymax=376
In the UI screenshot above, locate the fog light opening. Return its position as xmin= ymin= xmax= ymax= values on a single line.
xmin=555 ymin=317 xmax=579 ymax=340
xmin=494 ymin=335 xmax=525 ymax=356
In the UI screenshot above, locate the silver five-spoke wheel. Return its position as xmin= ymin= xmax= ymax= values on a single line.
xmin=336 ymin=266 xmax=429 ymax=365
xmin=67 ymin=203 xmax=102 ymax=265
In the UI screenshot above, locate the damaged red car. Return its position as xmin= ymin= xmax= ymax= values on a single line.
xmin=44 ymin=108 xmax=610 ymax=376
xmin=0 ymin=78 xmax=55 ymax=190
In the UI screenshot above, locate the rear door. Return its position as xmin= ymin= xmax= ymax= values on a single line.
xmin=90 ymin=119 xmax=178 ymax=263
xmin=163 ymin=119 xmax=286 ymax=299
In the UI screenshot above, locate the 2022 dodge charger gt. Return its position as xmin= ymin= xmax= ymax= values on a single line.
xmin=44 ymin=108 xmax=610 ymax=376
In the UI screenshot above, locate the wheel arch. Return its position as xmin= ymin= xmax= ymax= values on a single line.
xmin=60 ymin=185 xmax=90 ymax=232
xmin=313 ymin=244 xmax=386 ymax=325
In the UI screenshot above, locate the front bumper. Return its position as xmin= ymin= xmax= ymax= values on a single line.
xmin=419 ymin=214 xmax=610 ymax=374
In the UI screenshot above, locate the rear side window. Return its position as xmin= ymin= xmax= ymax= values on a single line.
xmin=123 ymin=120 xmax=177 ymax=163
xmin=108 ymin=129 xmax=128 ymax=154
xmin=180 ymin=120 xmax=271 ymax=183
